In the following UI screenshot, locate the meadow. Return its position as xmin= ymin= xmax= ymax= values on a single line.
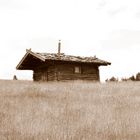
xmin=0 ymin=80 xmax=140 ymax=140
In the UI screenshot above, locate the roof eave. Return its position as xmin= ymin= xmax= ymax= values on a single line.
xmin=16 ymin=49 xmax=45 ymax=70
xmin=97 ymin=62 xmax=111 ymax=66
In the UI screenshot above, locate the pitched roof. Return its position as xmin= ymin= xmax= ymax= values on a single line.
xmin=36 ymin=52 xmax=111 ymax=65
xmin=16 ymin=49 xmax=111 ymax=69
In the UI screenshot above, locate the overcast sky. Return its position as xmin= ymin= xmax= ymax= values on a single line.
xmin=0 ymin=0 xmax=140 ymax=81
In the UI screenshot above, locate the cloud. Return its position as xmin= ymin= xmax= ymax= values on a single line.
xmin=0 ymin=0 xmax=12 ymax=6
xmin=97 ymin=0 xmax=140 ymax=19
xmin=98 ymin=0 xmax=108 ymax=7
xmin=100 ymin=30 xmax=140 ymax=50
xmin=108 ymin=7 xmax=126 ymax=16
xmin=97 ymin=29 xmax=140 ymax=81
xmin=136 ymin=12 xmax=140 ymax=18
xmin=0 ymin=0 xmax=28 ymax=10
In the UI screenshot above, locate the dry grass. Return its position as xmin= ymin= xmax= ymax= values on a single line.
xmin=0 ymin=80 xmax=140 ymax=140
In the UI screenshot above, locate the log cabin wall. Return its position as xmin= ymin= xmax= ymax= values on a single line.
xmin=33 ymin=69 xmax=48 ymax=81
xmin=56 ymin=63 xmax=100 ymax=81
xmin=33 ymin=64 xmax=48 ymax=81
xmin=33 ymin=64 xmax=56 ymax=81
xmin=81 ymin=64 xmax=99 ymax=81
xmin=47 ymin=65 xmax=56 ymax=81
xmin=33 ymin=61 xmax=100 ymax=81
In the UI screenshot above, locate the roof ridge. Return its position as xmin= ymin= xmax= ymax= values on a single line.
xmin=36 ymin=52 xmax=98 ymax=58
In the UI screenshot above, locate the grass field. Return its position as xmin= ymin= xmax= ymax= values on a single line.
xmin=0 ymin=80 xmax=140 ymax=140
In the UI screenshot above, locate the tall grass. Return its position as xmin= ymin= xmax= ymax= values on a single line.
xmin=0 ymin=80 xmax=140 ymax=140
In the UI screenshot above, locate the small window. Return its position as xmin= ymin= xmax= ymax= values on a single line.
xmin=74 ymin=66 xmax=81 ymax=73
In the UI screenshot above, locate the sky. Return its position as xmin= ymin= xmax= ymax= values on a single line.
xmin=0 ymin=0 xmax=140 ymax=81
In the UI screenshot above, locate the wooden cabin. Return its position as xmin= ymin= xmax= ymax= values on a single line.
xmin=16 ymin=42 xmax=111 ymax=82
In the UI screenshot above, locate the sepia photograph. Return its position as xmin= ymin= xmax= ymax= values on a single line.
xmin=0 ymin=0 xmax=140 ymax=139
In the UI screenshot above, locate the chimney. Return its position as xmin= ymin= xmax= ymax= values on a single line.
xmin=58 ymin=40 xmax=61 ymax=58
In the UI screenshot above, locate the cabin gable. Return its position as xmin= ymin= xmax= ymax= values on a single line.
xmin=16 ymin=50 xmax=45 ymax=70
